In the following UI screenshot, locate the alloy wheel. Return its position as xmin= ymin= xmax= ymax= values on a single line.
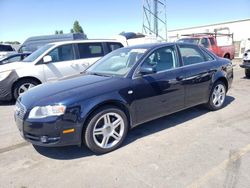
xmin=93 ymin=112 xmax=125 ymax=149
xmin=18 ymin=83 xmax=35 ymax=95
xmin=212 ymin=84 xmax=226 ymax=107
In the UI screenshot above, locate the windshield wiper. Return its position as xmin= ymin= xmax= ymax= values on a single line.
xmin=82 ymin=71 xmax=111 ymax=77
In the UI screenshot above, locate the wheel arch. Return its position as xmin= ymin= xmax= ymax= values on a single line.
xmin=213 ymin=76 xmax=229 ymax=92
xmin=12 ymin=76 xmax=42 ymax=92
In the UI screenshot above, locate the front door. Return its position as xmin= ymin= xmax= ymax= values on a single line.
xmin=132 ymin=45 xmax=185 ymax=125
xmin=43 ymin=44 xmax=80 ymax=82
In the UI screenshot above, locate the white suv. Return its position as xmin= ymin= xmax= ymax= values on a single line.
xmin=0 ymin=40 xmax=124 ymax=101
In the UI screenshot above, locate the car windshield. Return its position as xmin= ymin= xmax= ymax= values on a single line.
xmin=178 ymin=38 xmax=200 ymax=44
xmin=86 ymin=47 xmax=148 ymax=77
xmin=22 ymin=44 xmax=54 ymax=62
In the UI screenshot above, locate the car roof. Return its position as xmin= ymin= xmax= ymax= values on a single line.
xmin=122 ymin=42 xmax=179 ymax=49
xmin=49 ymin=39 xmax=122 ymax=45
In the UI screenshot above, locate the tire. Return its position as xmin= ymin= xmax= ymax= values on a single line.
xmin=205 ymin=81 xmax=226 ymax=111
xmin=84 ymin=106 xmax=129 ymax=154
xmin=245 ymin=69 xmax=250 ymax=78
xmin=13 ymin=79 xmax=40 ymax=100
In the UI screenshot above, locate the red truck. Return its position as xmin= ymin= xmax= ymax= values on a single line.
xmin=177 ymin=32 xmax=235 ymax=60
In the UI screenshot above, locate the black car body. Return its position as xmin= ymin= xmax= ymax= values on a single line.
xmin=0 ymin=53 xmax=31 ymax=65
xmin=15 ymin=43 xmax=233 ymax=153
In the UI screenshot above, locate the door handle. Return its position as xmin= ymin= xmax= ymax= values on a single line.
xmin=176 ymin=76 xmax=184 ymax=81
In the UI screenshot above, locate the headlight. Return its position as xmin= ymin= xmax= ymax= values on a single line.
xmin=28 ymin=105 xmax=66 ymax=119
xmin=0 ymin=70 xmax=12 ymax=81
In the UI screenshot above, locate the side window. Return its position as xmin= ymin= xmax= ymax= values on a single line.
xmin=48 ymin=44 xmax=74 ymax=62
xmin=209 ymin=38 xmax=215 ymax=45
xmin=201 ymin=48 xmax=215 ymax=61
xmin=200 ymin=38 xmax=209 ymax=48
xmin=142 ymin=46 xmax=178 ymax=72
xmin=107 ymin=42 xmax=123 ymax=52
xmin=179 ymin=44 xmax=206 ymax=66
xmin=78 ymin=43 xmax=104 ymax=58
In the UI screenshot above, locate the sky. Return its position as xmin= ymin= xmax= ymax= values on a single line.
xmin=0 ymin=0 xmax=249 ymax=43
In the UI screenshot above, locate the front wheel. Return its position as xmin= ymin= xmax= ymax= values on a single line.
xmin=245 ymin=69 xmax=250 ymax=78
xmin=205 ymin=81 xmax=226 ymax=111
xmin=13 ymin=79 xmax=39 ymax=100
xmin=84 ymin=106 xmax=128 ymax=154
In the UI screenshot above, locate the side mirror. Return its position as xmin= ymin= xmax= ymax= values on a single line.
xmin=139 ymin=65 xmax=156 ymax=75
xmin=43 ymin=55 xmax=52 ymax=63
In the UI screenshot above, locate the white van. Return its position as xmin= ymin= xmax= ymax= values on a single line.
xmin=0 ymin=40 xmax=124 ymax=101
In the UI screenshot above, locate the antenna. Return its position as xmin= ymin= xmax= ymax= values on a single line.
xmin=142 ymin=0 xmax=167 ymax=40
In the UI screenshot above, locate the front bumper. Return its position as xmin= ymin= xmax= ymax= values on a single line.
xmin=15 ymin=110 xmax=83 ymax=147
xmin=240 ymin=61 xmax=250 ymax=69
xmin=0 ymin=71 xmax=18 ymax=101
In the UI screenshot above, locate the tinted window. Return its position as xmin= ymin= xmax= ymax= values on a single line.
xmin=200 ymin=38 xmax=209 ymax=48
xmin=0 ymin=45 xmax=14 ymax=51
xmin=142 ymin=46 xmax=178 ymax=72
xmin=201 ymin=48 xmax=215 ymax=61
xmin=107 ymin=42 xmax=123 ymax=52
xmin=179 ymin=44 xmax=206 ymax=65
xmin=78 ymin=43 xmax=104 ymax=58
xmin=48 ymin=44 xmax=74 ymax=62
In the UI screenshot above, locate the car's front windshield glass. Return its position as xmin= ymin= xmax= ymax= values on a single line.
xmin=22 ymin=44 xmax=54 ymax=62
xmin=86 ymin=47 xmax=148 ymax=77
xmin=178 ymin=38 xmax=200 ymax=44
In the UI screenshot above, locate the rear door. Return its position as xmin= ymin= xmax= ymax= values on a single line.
xmin=177 ymin=44 xmax=215 ymax=107
xmin=74 ymin=42 xmax=105 ymax=72
xmin=43 ymin=44 xmax=80 ymax=82
xmin=132 ymin=45 xmax=185 ymax=124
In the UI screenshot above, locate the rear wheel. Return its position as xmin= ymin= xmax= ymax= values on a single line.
xmin=84 ymin=106 xmax=128 ymax=154
xmin=13 ymin=79 xmax=40 ymax=100
xmin=205 ymin=81 xmax=226 ymax=111
xmin=245 ymin=69 xmax=250 ymax=78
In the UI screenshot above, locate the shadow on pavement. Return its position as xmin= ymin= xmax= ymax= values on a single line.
xmin=33 ymin=95 xmax=235 ymax=160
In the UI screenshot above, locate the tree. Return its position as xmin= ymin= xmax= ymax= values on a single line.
xmin=70 ymin=20 xmax=87 ymax=38
xmin=72 ymin=20 xmax=84 ymax=33
xmin=55 ymin=30 xmax=63 ymax=34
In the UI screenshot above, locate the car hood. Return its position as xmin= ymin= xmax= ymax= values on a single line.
xmin=19 ymin=74 xmax=116 ymax=108
xmin=0 ymin=61 xmax=29 ymax=72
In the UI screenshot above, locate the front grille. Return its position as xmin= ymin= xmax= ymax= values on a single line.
xmin=15 ymin=101 xmax=27 ymax=120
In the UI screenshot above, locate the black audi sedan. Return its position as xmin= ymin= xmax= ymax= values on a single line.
xmin=15 ymin=43 xmax=233 ymax=154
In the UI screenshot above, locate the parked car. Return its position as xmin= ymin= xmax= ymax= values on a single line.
xmin=177 ymin=32 xmax=235 ymax=60
xmin=0 ymin=44 xmax=16 ymax=59
xmin=0 ymin=40 xmax=124 ymax=101
xmin=0 ymin=53 xmax=31 ymax=65
xmin=14 ymin=43 xmax=233 ymax=154
xmin=240 ymin=49 xmax=250 ymax=78
xmin=18 ymin=33 xmax=87 ymax=53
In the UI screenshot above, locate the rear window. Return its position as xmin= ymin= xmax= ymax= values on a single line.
xmin=77 ymin=43 xmax=104 ymax=59
xmin=178 ymin=44 xmax=206 ymax=65
xmin=107 ymin=42 xmax=123 ymax=52
xmin=0 ymin=45 xmax=14 ymax=52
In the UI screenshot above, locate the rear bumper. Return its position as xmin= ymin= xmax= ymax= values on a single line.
xmin=0 ymin=71 xmax=18 ymax=101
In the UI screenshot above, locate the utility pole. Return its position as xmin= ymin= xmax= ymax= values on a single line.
xmin=142 ymin=0 xmax=167 ymax=40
